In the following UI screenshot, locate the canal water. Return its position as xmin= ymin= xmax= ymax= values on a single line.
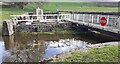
xmin=0 ymin=31 xmax=119 ymax=63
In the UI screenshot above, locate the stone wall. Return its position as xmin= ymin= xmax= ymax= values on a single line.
xmin=2 ymin=20 xmax=14 ymax=36
xmin=15 ymin=22 xmax=72 ymax=33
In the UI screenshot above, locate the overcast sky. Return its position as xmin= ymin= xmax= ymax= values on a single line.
xmin=1 ymin=0 xmax=120 ymax=2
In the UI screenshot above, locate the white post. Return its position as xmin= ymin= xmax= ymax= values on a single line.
xmin=13 ymin=16 xmax=17 ymax=25
xmin=71 ymin=14 xmax=73 ymax=20
xmin=31 ymin=17 xmax=32 ymax=22
xmin=72 ymin=14 xmax=74 ymax=20
xmin=77 ymin=14 xmax=79 ymax=21
xmin=36 ymin=8 xmax=44 ymax=21
xmin=74 ymin=14 xmax=75 ymax=20
xmin=117 ymin=17 xmax=120 ymax=28
xmin=89 ymin=14 xmax=91 ymax=22
xmin=92 ymin=15 xmax=94 ymax=25
xmin=73 ymin=14 xmax=74 ymax=20
xmin=57 ymin=15 xmax=59 ymax=22
xmin=75 ymin=14 xmax=77 ymax=20
xmin=69 ymin=14 xmax=71 ymax=20
xmin=16 ymin=16 xmax=18 ymax=23
xmin=107 ymin=15 xmax=109 ymax=25
xmin=83 ymin=14 xmax=85 ymax=23
xmin=41 ymin=9 xmax=43 ymax=20
xmin=79 ymin=14 xmax=81 ymax=21
xmin=75 ymin=14 xmax=76 ymax=20
xmin=65 ymin=15 xmax=66 ymax=20
xmin=78 ymin=14 xmax=80 ymax=21
xmin=45 ymin=15 xmax=46 ymax=22
xmin=36 ymin=8 xmax=39 ymax=20
xmin=97 ymin=15 xmax=99 ymax=23
xmin=64 ymin=15 xmax=66 ymax=20
xmin=67 ymin=15 xmax=69 ymax=20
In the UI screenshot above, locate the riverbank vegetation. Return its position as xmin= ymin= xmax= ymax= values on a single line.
xmin=53 ymin=45 xmax=118 ymax=62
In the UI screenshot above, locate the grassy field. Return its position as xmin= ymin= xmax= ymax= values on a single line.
xmin=0 ymin=8 xmax=32 ymax=27
xmin=0 ymin=2 xmax=118 ymax=28
xmin=40 ymin=2 xmax=118 ymax=12
xmin=55 ymin=45 xmax=118 ymax=62
xmin=24 ymin=2 xmax=118 ymax=12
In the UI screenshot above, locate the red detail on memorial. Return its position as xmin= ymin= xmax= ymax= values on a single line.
xmin=100 ymin=17 xmax=107 ymax=26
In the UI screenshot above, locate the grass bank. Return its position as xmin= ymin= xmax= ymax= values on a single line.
xmin=55 ymin=45 xmax=118 ymax=62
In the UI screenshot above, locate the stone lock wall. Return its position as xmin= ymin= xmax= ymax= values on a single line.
xmin=15 ymin=22 xmax=72 ymax=33
xmin=2 ymin=20 xmax=14 ymax=36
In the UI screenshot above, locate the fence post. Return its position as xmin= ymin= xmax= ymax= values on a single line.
xmin=45 ymin=15 xmax=46 ymax=21
xmin=89 ymin=14 xmax=91 ymax=22
xmin=77 ymin=14 xmax=79 ymax=21
xmin=69 ymin=14 xmax=71 ymax=21
xmin=72 ymin=14 xmax=74 ymax=20
xmin=92 ymin=15 xmax=94 ymax=25
xmin=83 ymin=14 xmax=85 ymax=23
xmin=57 ymin=15 xmax=59 ymax=22
xmin=117 ymin=16 xmax=120 ymax=29
xmin=107 ymin=15 xmax=109 ymax=25
xmin=97 ymin=15 xmax=99 ymax=24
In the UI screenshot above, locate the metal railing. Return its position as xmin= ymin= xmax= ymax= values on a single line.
xmin=10 ymin=12 xmax=120 ymax=30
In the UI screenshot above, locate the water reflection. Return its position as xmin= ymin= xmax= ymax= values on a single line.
xmin=0 ymin=41 xmax=5 ymax=64
xmin=2 ymin=35 xmax=47 ymax=62
xmin=44 ymin=39 xmax=87 ymax=59
xmin=1 ymin=34 xmax=89 ymax=62
xmin=1 ymin=32 xmax=120 ymax=62
xmin=0 ymin=41 xmax=11 ymax=64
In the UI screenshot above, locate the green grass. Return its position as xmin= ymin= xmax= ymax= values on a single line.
xmin=56 ymin=45 xmax=119 ymax=62
xmin=0 ymin=8 xmax=32 ymax=27
xmin=1 ymin=8 xmax=32 ymax=20
xmin=40 ymin=2 xmax=118 ymax=12
xmin=23 ymin=2 xmax=118 ymax=12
